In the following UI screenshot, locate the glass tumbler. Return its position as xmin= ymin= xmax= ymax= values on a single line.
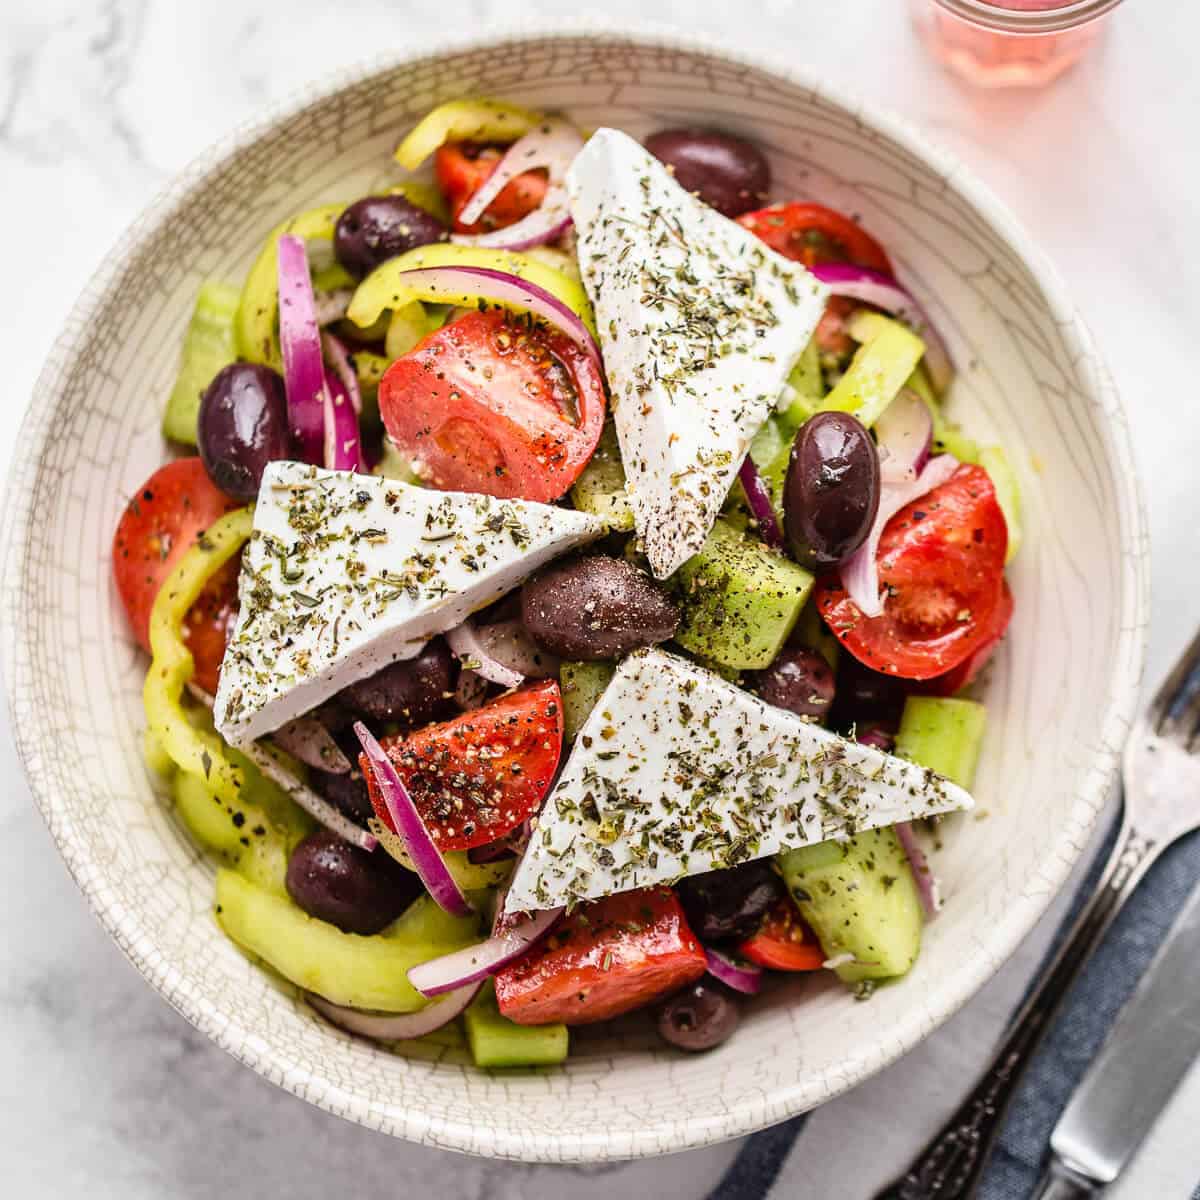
xmin=911 ymin=0 xmax=1126 ymax=87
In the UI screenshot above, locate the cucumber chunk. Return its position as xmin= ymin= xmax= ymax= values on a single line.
xmin=777 ymin=826 xmax=923 ymax=983
xmin=464 ymin=983 xmax=568 ymax=1069
xmin=894 ymin=696 xmax=987 ymax=789
xmin=978 ymin=445 xmax=1022 ymax=565
xmin=560 ymin=661 xmax=616 ymax=741
xmin=787 ymin=334 xmax=825 ymax=413
xmin=163 ymin=281 xmax=240 ymax=444
xmin=214 ymin=870 xmax=480 ymax=1012
xmin=821 ymin=311 xmax=924 ymax=429
xmin=388 ymin=894 xmax=483 ymax=946
xmin=570 ymin=421 xmax=634 ymax=531
xmin=674 ymin=519 xmax=814 ymax=670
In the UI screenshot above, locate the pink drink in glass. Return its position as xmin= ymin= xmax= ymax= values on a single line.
xmin=912 ymin=0 xmax=1125 ymax=87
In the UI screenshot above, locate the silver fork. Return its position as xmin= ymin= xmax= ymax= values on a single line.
xmin=875 ymin=628 xmax=1200 ymax=1200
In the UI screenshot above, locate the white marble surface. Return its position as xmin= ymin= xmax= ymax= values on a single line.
xmin=2 ymin=2 xmax=1199 ymax=1197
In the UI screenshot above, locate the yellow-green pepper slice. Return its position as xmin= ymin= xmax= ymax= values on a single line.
xmin=346 ymin=243 xmax=595 ymax=333
xmin=234 ymin=204 xmax=345 ymax=369
xmin=821 ymin=310 xmax=925 ymax=429
xmin=143 ymin=506 xmax=252 ymax=806
xmin=394 ymin=98 xmax=541 ymax=171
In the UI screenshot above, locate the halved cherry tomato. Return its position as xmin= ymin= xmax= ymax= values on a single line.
xmin=378 ymin=309 xmax=606 ymax=503
xmin=739 ymin=202 xmax=894 ymax=358
xmin=737 ymin=202 xmax=893 ymax=274
xmin=815 ymin=464 xmax=1009 ymax=681
xmin=434 ymin=141 xmax=548 ymax=234
xmin=112 ymin=457 xmax=241 ymax=694
xmin=495 ymin=888 xmax=707 ymax=1026
xmin=916 ymin=580 xmax=1014 ymax=697
xmin=737 ymin=897 xmax=825 ymax=971
xmin=361 ymin=680 xmax=563 ymax=851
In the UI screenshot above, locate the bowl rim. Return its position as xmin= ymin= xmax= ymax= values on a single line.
xmin=0 ymin=22 xmax=1148 ymax=1162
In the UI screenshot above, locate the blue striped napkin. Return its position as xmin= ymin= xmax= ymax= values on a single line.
xmin=706 ymin=818 xmax=1200 ymax=1200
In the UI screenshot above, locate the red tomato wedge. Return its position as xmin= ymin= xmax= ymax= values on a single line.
xmin=739 ymin=201 xmax=894 ymax=358
xmin=112 ymin=457 xmax=241 ymax=695
xmin=737 ymin=202 xmax=893 ymax=274
xmin=815 ymin=464 xmax=1009 ymax=681
xmin=495 ymin=888 xmax=707 ymax=1026
xmin=361 ymin=680 xmax=563 ymax=851
xmin=916 ymin=580 xmax=1014 ymax=697
xmin=378 ymin=309 xmax=605 ymax=502
xmin=434 ymin=141 xmax=548 ymax=234
xmin=737 ymin=897 xmax=826 ymax=972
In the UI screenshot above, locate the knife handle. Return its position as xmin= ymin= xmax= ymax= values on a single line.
xmin=1031 ymin=1158 xmax=1102 ymax=1199
xmin=874 ymin=811 xmax=1159 ymax=1199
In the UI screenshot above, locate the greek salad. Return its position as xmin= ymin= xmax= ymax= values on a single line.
xmin=114 ymin=98 xmax=1020 ymax=1065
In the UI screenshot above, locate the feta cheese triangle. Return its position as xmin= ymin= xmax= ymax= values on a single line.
xmin=214 ymin=461 xmax=605 ymax=745
xmin=567 ymin=128 xmax=828 ymax=578
xmin=505 ymin=648 xmax=973 ymax=913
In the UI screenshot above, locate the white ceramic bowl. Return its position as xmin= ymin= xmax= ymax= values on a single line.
xmin=0 ymin=30 xmax=1147 ymax=1162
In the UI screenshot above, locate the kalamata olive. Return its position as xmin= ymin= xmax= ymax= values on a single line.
xmin=657 ymin=981 xmax=741 ymax=1052
xmin=334 ymin=195 xmax=447 ymax=278
xmin=521 ymin=556 xmax=680 ymax=660
xmin=285 ymin=830 xmax=421 ymax=935
xmin=830 ymin=655 xmax=907 ymax=730
xmin=753 ymin=646 xmax=835 ymax=721
xmin=677 ymin=860 xmax=784 ymax=943
xmin=310 ymin=767 xmax=374 ymax=825
xmin=784 ymin=411 xmax=881 ymax=569
xmin=338 ymin=638 xmax=456 ymax=726
xmin=644 ymin=128 xmax=770 ymax=218
xmin=197 ymin=363 xmax=290 ymax=501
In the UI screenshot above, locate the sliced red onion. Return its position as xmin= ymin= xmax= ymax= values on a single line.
xmin=276 ymin=234 xmax=328 ymax=463
xmin=322 ymin=366 xmax=365 ymax=473
xmin=841 ymin=454 xmax=960 ymax=618
xmin=481 ymin=620 xmax=558 ymax=679
xmin=451 ymin=190 xmax=572 ymax=252
xmin=454 ymin=668 xmax=491 ymax=711
xmin=446 ymin=620 xmax=523 ymax=690
xmin=453 ymin=118 xmax=581 ymax=251
xmin=354 ymin=721 xmax=472 ymax=917
xmin=874 ymin=388 xmax=933 ymax=485
xmin=808 ymin=262 xmax=954 ymax=395
xmin=407 ymin=905 xmax=563 ymax=997
xmin=241 ymin=741 xmax=376 ymax=852
xmin=387 ymin=265 xmax=601 ymax=375
xmin=704 ymin=947 xmax=764 ymax=996
xmin=457 ymin=118 xmax=583 ymax=225
xmin=738 ymin=455 xmax=783 ymax=549
xmin=269 ymin=715 xmax=351 ymax=774
xmin=895 ymin=821 xmax=943 ymax=919
xmin=306 ymin=983 xmax=478 ymax=1041
xmin=321 ymin=330 xmax=362 ymax=416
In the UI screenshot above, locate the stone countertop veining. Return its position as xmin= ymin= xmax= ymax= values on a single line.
xmin=2 ymin=2 xmax=1199 ymax=1197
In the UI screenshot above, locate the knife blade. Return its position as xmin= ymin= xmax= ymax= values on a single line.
xmin=1046 ymin=880 xmax=1200 ymax=1188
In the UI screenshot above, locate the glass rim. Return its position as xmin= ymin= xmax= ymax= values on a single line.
xmin=930 ymin=0 xmax=1125 ymax=33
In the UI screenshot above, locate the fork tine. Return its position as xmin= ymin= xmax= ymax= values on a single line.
xmin=1153 ymin=626 xmax=1200 ymax=739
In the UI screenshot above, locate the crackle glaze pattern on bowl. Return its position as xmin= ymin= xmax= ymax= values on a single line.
xmin=0 ymin=30 xmax=1147 ymax=1162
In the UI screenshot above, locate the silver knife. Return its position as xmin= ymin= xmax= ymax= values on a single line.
xmin=1034 ymin=881 xmax=1200 ymax=1198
